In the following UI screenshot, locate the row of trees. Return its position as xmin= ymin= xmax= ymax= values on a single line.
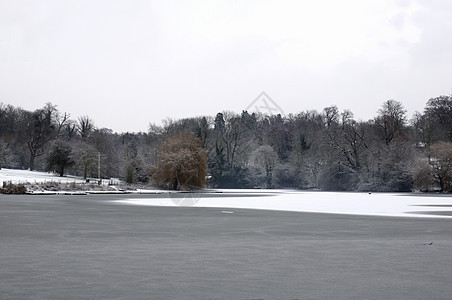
xmin=0 ymin=103 xmax=122 ymax=180
xmin=0 ymin=95 xmax=451 ymax=192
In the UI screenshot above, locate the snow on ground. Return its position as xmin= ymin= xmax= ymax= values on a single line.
xmin=117 ymin=190 xmax=452 ymax=219
xmin=0 ymin=168 xmax=86 ymax=185
xmin=0 ymin=168 xmax=163 ymax=194
xmin=2 ymin=168 xmax=452 ymax=218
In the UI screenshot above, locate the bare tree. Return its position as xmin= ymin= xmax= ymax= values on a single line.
xmin=214 ymin=112 xmax=246 ymax=168
xmin=428 ymin=142 xmax=452 ymax=191
xmin=251 ymin=145 xmax=279 ymax=188
xmin=423 ymin=95 xmax=452 ymax=143
xmin=323 ymin=105 xmax=339 ymax=128
xmin=25 ymin=103 xmax=69 ymax=170
xmin=327 ymin=110 xmax=368 ymax=172
xmin=72 ymin=141 xmax=98 ymax=179
xmin=153 ymin=132 xmax=207 ymax=190
xmin=77 ymin=116 xmax=95 ymax=139
xmin=374 ymin=100 xmax=407 ymax=145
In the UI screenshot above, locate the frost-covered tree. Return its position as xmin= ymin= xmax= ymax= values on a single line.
xmin=72 ymin=141 xmax=98 ymax=179
xmin=251 ymin=145 xmax=279 ymax=188
xmin=427 ymin=142 xmax=452 ymax=191
xmin=0 ymin=139 xmax=14 ymax=169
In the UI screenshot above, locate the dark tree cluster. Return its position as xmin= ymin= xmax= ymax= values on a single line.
xmin=1 ymin=95 xmax=451 ymax=192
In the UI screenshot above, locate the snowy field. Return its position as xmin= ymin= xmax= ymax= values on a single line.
xmin=117 ymin=190 xmax=452 ymax=219
xmin=0 ymin=168 xmax=86 ymax=185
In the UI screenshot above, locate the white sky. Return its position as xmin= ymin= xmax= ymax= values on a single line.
xmin=1 ymin=0 xmax=451 ymax=133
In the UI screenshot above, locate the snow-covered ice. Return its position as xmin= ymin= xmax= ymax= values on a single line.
xmin=117 ymin=190 xmax=452 ymax=219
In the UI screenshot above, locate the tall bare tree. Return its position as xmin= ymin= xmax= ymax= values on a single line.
xmin=77 ymin=116 xmax=95 ymax=139
xmin=423 ymin=95 xmax=452 ymax=143
xmin=25 ymin=103 xmax=69 ymax=170
xmin=374 ymin=100 xmax=407 ymax=145
xmin=323 ymin=105 xmax=339 ymax=128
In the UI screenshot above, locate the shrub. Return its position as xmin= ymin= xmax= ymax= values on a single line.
xmin=0 ymin=182 xmax=27 ymax=194
xmin=153 ymin=132 xmax=207 ymax=190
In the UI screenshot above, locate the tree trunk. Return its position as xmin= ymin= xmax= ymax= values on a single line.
xmin=29 ymin=153 xmax=36 ymax=171
xmin=438 ymin=176 xmax=445 ymax=192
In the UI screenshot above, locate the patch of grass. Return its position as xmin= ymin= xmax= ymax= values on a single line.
xmin=27 ymin=181 xmax=119 ymax=192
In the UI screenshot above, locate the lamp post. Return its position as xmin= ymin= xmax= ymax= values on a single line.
xmin=98 ymin=152 xmax=101 ymax=184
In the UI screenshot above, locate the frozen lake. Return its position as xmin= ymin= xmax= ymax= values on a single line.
xmin=117 ymin=190 xmax=452 ymax=219
xmin=1 ymin=193 xmax=452 ymax=299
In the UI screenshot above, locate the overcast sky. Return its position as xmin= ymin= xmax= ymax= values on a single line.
xmin=1 ymin=0 xmax=451 ymax=133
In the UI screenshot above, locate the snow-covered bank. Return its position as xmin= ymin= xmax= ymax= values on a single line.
xmin=116 ymin=190 xmax=452 ymax=219
xmin=0 ymin=168 xmax=86 ymax=185
xmin=0 ymin=168 xmax=165 ymax=194
xmin=0 ymin=168 xmax=129 ymax=194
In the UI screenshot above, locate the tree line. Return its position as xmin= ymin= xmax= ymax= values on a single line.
xmin=0 ymin=95 xmax=451 ymax=192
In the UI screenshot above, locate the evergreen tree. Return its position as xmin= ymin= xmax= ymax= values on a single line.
xmin=46 ymin=142 xmax=75 ymax=177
